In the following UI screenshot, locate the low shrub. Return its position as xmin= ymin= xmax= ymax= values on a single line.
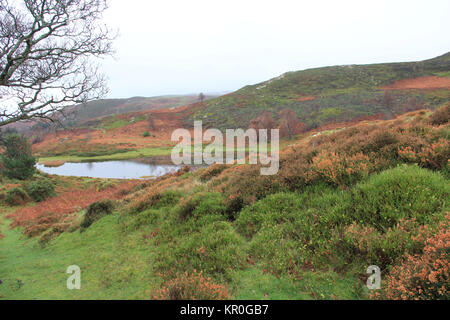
xmin=373 ymin=214 xmax=449 ymax=300
xmin=128 ymin=190 xmax=183 ymax=213
xmin=428 ymin=103 xmax=449 ymax=126
xmin=398 ymin=138 xmax=449 ymax=170
xmin=199 ymin=164 xmax=229 ymax=182
xmin=153 ymin=270 xmax=229 ymax=300
xmin=26 ymin=179 xmax=55 ymax=202
xmin=236 ymin=190 xmax=350 ymax=275
xmin=5 ymin=187 xmax=30 ymax=206
xmin=178 ymin=192 xmax=226 ymax=222
xmin=96 ymin=180 xmax=117 ymax=192
xmin=81 ymin=200 xmax=115 ymax=230
xmin=346 ymin=165 xmax=449 ymax=232
xmin=311 ymin=151 xmax=373 ymax=186
xmin=154 ymin=221 xmax=246 ymax=280
xmin=334 ymin=219 xmax=423 ymax=270
xmin=143 ymin=131 xmax=150 ymax=137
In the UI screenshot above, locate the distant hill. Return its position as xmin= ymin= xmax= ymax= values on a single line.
xmin=185 ymin=52 xmax=450 ymax=130
xmin=64 ymin=94 xmax=216 ymax=126
xmin=6 ymin=94 xmax=216 ymax=134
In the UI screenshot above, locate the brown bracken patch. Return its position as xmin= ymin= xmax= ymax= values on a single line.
xmin=381 ymin=76 xmax=450 ymax=90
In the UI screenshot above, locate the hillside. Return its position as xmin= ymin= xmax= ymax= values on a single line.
xmin=6 ymin=94 xmax=216 ymax=135
xmin=186 ymin=52 xmax=450 ymax=130
xmin=64 ymin=95 xmax=215 ymax=126
xmin=1 ymin=106 xmax=449 ymax=299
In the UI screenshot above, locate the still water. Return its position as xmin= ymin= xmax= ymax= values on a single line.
xmin=36 ymin=160 xmax=181 ymax=179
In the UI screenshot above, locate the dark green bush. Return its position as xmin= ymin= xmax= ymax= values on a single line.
xmin=0 ymin=134 xmax=36 ymax=180
xmin=5 ymin=187 xmax=30 ymax=206
xmin=81 ymin=200 xmax=115 ymax=230
xmin=143 ymin=131 xmax=150 ymax=137
xmin=26 ymin=179 xmax=55 ymax=202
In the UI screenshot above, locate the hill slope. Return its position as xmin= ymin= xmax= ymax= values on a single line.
xmin=186 ymin=52 xmax=450 ymax=130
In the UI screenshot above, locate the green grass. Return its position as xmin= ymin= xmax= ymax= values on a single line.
xmin=38 ymin=144 xmax=273 ymax=165
xmin=1 ymin=164 xmax=447 ymax=300
xmin=0 ymin=210 xmax=158 ymax=299
xmin=230 ymin=268 xmax=364 ymax=300
xmin=38 ymin=147 xmax=174 ymax=164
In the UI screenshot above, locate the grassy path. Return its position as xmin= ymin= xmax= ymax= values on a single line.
xmin=0 ymin=211 xmax=157 ymax=299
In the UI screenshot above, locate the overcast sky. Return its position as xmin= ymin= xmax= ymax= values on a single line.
xmin=101 ymin=0 xmax=450 ymax=98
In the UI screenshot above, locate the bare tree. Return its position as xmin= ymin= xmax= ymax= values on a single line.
xmin=0 ymin=0 xmax=115 ymax=127
xmin=148 ymin=114 xmax=155 ymax=130
xmin=198 ymin=92 xmax=205 ymax=103
xmin=278 ymin=108 xmax=305 ymax=138
xmin=249 ymin=111 xmax=276 ymax=142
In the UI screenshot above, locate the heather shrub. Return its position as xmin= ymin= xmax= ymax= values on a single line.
xmin=26 ymin=179 xmax=55 ymax=202
xmin=311 ymin=151 xmax=373 ymax=186
xmin=129 ymin=189 xmax=183 ymax=213
xmin=153 ymin=190 xmax=184 ymax=209
xmin=81 ymin=200 xmax=115 ymax=230
xmin=154 ymin=221 xmax=246 ymax=280
xmin=213 ymin=165 xmax=284 ymax=216
xmin=236 ymin=192 xmax=303 ymax=238
xmin=199 ymin=163 xmax=229 ymax=182
xmin=334 ymin=219 xmax=423 ymax=270
xmin=178 ymin=192 xmax=226 ymax=222
xmin=96 ymin=180 xmax=117 ymax=192
xmin=123 ymin=208 xmax=163 ymax=232
xmin=5 ymin=187 xmax=30 ymax=206
xmin=237 ymin=189 xmax=351 ymax=274
xmin=153 ymin=270 xmax=229 ymax=300
xmin=373 ymin=215 xmax=449 ymax=300
xmin=398 ymin=138 xmax=449 ymax=170
xmin=428 ymin=103 xmax=450 ymax=126
xmin=346 ymin=165 xmax=448 ymax=232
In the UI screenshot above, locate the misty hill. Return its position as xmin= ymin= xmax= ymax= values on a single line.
xmin=185 ymin=52 xmax=450 ymax=130
xmin=64 ymin=95 xmax=215 ymax=126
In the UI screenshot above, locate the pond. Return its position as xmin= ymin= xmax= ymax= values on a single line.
xmin=36 ymin=160 xmax=182 ymax=179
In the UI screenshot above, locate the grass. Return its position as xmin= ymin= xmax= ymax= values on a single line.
xmin=1 ymin=106 xmax=448 ymax=300
xmin=0 ymin=210 xmax=157 ymax=299
xmin=230 ymin=268 xmax=364 ymax=300
xmin=38 ymin=147 xmax=174 ymax=164
xmin=38 ymin=144 xmax=274 ymax=165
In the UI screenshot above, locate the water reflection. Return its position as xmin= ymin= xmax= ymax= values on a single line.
xmin=36 ymin=160 xmax=182 ymax=179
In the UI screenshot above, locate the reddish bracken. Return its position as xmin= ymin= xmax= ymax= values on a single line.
xmin=6 ymin=181 xmax=138 ymax=237
xmin=152 ymin=270 xmax=229 ymax=300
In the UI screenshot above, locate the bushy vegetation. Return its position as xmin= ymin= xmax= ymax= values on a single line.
xmin=26 ymin=179 xmax=55 ymax=202
xmin=81 ymin=200 xmax=115 ymax=230
xmin=373 ymin=214 xmax=449 ymax=300
xmin=1 ymin=107 xmax=448 ymax=300
xmin=5 ymin=187 xmax=30 ymax=206
xmin=153 ymin=270 xmax=229 ymax=300
xmin=0 ymin=134 xmax=36 ymax=180
xmin=187 ymin=54 xmax=450 ymax=130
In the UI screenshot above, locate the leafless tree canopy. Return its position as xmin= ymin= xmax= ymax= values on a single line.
xmin=0 ymin=0 xmax=115 ymax=127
